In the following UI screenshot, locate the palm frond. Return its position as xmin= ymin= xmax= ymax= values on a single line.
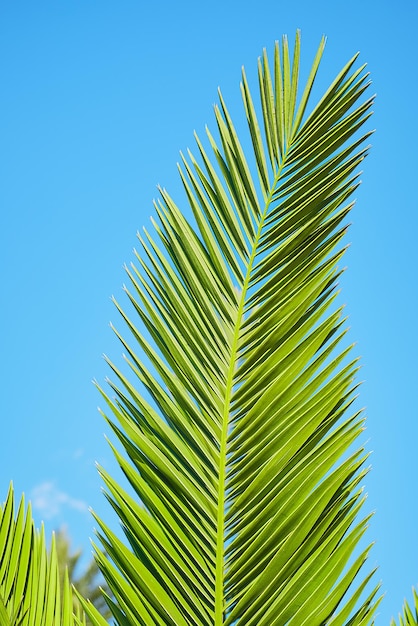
xmin=391 ymin=588 xmax=418 ymax=626
xmin=0 ymin=483 xmax=87 ymax=626
xmin=92 ymin=31 xmax=380 ymax=625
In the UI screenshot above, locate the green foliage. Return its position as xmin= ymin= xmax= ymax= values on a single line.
xmin=54 ymin=528 xmax=112 ymax=622
xmin=0 ymin=484 xmax=86 ymax=626
xmin=0 ymin=31 xmax=416 ymax=626
xmin=89 ymin=31 xmax=381 ymax=625
xmin=391 ymin=589 xmax=418 ymax=626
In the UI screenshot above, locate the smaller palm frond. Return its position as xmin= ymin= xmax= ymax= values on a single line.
xmin=0 ymin=483 xmax=86 ymax=626
xmin=391 ymin=589 xmax=418 ymax=626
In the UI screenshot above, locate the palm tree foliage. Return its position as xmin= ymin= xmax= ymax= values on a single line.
xmin=84 ymin=31 xmax=382 ymax=625
xmin=1 ymin=31 xmax=415 ymax=626
xmin=391 ymin=590 xmax=418 ymax=626
xmin=54 ymin=528 xmax=112 ymax=622
xmin=0 ymin=484 xmax=86 ymax=626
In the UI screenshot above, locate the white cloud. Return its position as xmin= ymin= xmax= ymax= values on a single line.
xmin=30 ymin=482 xmax=88 ymax=519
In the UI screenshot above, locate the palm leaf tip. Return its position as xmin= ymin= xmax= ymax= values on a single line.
xmin=391 ymin=588 xmax=418 ymax=626
xmin=95 ymin=31 xmax=379 ymax=625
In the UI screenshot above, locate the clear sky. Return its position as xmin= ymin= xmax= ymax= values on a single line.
xmin=1 ymin=1 xmax=417 ymax=623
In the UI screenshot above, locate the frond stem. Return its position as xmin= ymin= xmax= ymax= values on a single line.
xmin=215 ymin=159 xmax=286 ymax=624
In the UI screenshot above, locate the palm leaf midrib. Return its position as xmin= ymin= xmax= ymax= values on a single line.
xmin=215 ymin=145 xmax=290 ymax=623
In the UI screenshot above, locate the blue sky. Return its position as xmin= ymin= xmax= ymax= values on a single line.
xmin=1 ymin=1 xmax=417 ymax=623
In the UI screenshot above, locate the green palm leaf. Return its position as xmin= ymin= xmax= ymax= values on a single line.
xmin=391 ymin=589 xmax=418 ymax=626
xmin=0 ymin=484 xmax=87 ymax=626
xmin=91 ymin=31 xmax=381 ymax=625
